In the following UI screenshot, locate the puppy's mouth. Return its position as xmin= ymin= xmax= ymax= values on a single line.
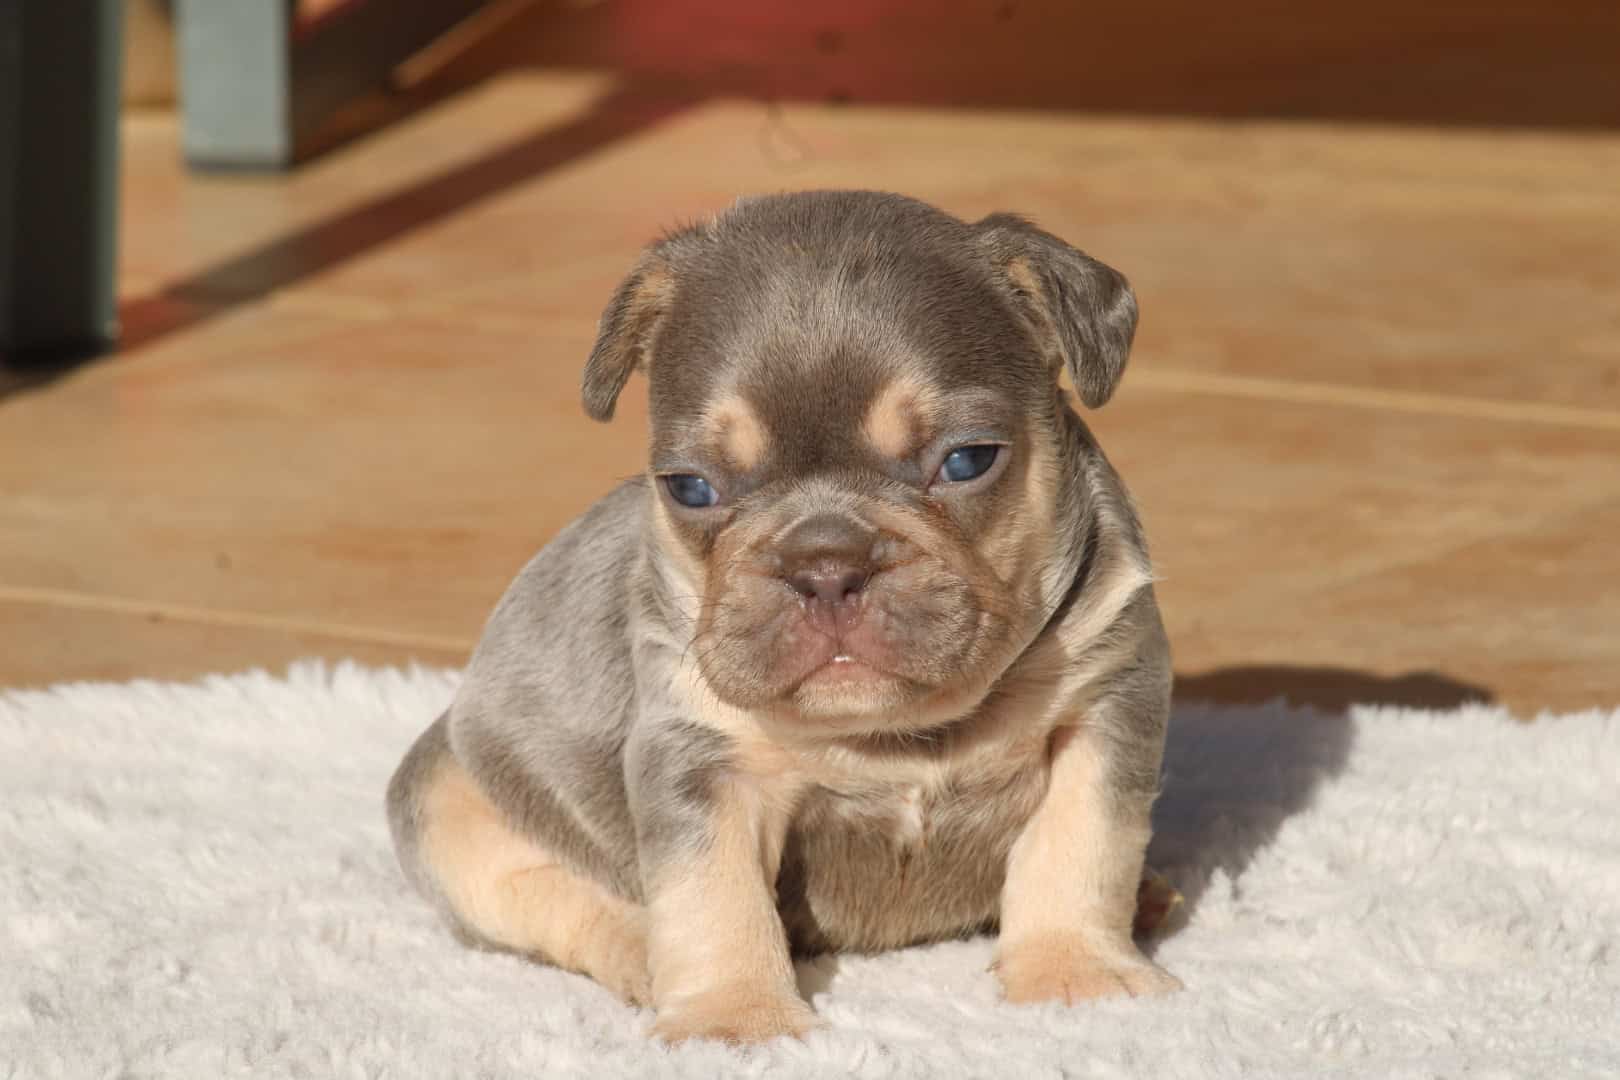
xmin=793 ymin=650 xmax=889 ymax=689
xmin=775 ymin=590 xmax=897 ymax=678
xmin=781 ymin=646 xmax=918 ymax=724
xmin=764 ymin=595 xmax=942 ymax=719
xmin=691 ymin=519 xmax=1003 ymax=721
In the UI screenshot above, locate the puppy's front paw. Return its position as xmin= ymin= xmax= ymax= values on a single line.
xmin=596 ymin=928 xmax=652 ymax=1007
xmin=995 ymin=934 xmax=1182 ymax=1005
xmin=652 ymin=985 xmax=821 ymax=1045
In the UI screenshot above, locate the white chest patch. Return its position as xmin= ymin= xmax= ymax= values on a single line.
xmin=894 ymin=784 xmax=927 ymax=844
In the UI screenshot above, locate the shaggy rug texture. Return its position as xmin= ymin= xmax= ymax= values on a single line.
xmin=4 ymin=663 xmax=1617 ymax=1078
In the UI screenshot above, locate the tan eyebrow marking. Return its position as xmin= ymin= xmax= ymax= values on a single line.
xmin=863 ymin=376 xmax=940 ymax=459
xmin=703 ymin=395 xmax=768 ymax=472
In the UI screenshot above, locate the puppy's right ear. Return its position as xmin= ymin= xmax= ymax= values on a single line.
xmin=974 ymin=213 xmax=1138 ymax=409
xmin=581 ymin=244 xmax=681 ymax=422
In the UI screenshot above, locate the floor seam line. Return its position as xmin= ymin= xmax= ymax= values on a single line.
xmin=1133 ymin=369 xmax=1620 ymax=432
xmin=0 ymin=584 xmax=475 ymax=655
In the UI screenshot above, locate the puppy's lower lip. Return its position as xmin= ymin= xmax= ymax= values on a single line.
xmin=803 ymin=654 xmax=882 ymax=682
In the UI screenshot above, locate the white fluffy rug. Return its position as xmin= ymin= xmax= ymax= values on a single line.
xmin=5 ymin=664 xmax=1618 ymax=1078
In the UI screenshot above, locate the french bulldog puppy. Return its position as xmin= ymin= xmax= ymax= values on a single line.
xmin=387 ymin=190 xmax=1180 ymax=1044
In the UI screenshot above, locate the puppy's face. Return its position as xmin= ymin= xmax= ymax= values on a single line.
xmin=584 ymin=193 xmax=1137 ymax=732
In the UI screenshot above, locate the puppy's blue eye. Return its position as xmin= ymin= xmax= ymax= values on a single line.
xmin=936 ymin=445 xmax=1000 ymax=484
xmin=663 ymin=474 xmax=718 ymax=508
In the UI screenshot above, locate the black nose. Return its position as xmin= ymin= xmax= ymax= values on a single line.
xmin=777 ymin=513 xmax=877 ymax=610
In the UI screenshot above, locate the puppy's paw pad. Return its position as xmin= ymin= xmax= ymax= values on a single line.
xmin=652 ymin=991 xmax=820 ymax=1045
xmin=996 ymin=937 xmax=1182 ymax=1005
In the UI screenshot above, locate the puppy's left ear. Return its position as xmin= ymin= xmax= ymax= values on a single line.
xmin=582 ymin=227 xmax=706 ymax=422
xmin=975 ymin=213 xmax=1138 ymax=408
xmin=581 ymin=252 xmax=675 ymax=422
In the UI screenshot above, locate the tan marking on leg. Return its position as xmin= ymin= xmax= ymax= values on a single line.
xmin=863 ymin=376 xmax=939 ymax=459
xmin=995 ymin=724 xmax=1181 ymax=1004
xmin=644 ymin=777 xmax=816 ymax=1044
xmin=420 ymin=756 xmax=650 ymax=1004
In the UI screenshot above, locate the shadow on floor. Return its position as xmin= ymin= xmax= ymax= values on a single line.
xmin=6 ymin=79 xmax=697 ymax=401
xmin=0 ymin=361 xmax=64 ymax=402
xmin=114 ymin=78 xmax=699 ymax=356
xmin=795 ymin=953 xmax=841 ymax=1001
xmin=1176 ymin=665 xmax=1495 ymax=712
xmin=1142 ymin=665 xmax=1488 ymax=951
xmin=0 ymin=344 xmax=109 ymax=404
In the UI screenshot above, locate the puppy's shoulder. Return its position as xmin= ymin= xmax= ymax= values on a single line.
xmin=484 ymin=478 xmax=648 ymax=634
xmin=454 ymin=478 xmax=650 ymax=730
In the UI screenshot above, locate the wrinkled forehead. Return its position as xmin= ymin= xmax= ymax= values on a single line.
xmin=647 ymin=255 xmax=1039 ymax=470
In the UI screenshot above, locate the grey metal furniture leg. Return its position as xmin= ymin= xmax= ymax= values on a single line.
xmin=177 ymin=0 xmax=494 ymax=171
xmin=0 ymin=1 xmax=125 ymax=357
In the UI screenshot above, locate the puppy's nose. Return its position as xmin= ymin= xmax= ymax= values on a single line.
xmin=787 ymin=563 xmax=870 ymax=606
xmin=777 ymin=514 xmax=877 ymax=621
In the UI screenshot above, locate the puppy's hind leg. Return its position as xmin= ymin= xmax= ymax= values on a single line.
xmin=387 ymin=716 xmax=650 ymax=1005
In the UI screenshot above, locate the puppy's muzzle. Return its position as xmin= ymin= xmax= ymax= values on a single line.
xmin=777 ymin=513 xmax=877 ymax=638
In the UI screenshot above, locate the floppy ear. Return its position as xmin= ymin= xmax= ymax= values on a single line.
xmin=581 ymin=233 xmax=695 ymax=422
xmin=975 ymin=213 xmax=1138 ymax=408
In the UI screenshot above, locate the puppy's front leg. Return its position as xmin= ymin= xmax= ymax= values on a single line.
xmin=628 ymin=725 xmax=816 ymax=1044
xmin=996 ymin=700 xmax=1182 ymax=1004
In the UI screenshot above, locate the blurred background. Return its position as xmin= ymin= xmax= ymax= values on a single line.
xmin=2 ymin=0 xmax=1616 ymax=714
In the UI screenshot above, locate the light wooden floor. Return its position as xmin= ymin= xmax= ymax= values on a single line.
xmin=3 ymin=71 xmax=1617 ymax=714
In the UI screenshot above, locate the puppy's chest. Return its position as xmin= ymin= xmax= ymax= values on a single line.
xmin=775 ymin=745 xmax=1050 ymax=955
